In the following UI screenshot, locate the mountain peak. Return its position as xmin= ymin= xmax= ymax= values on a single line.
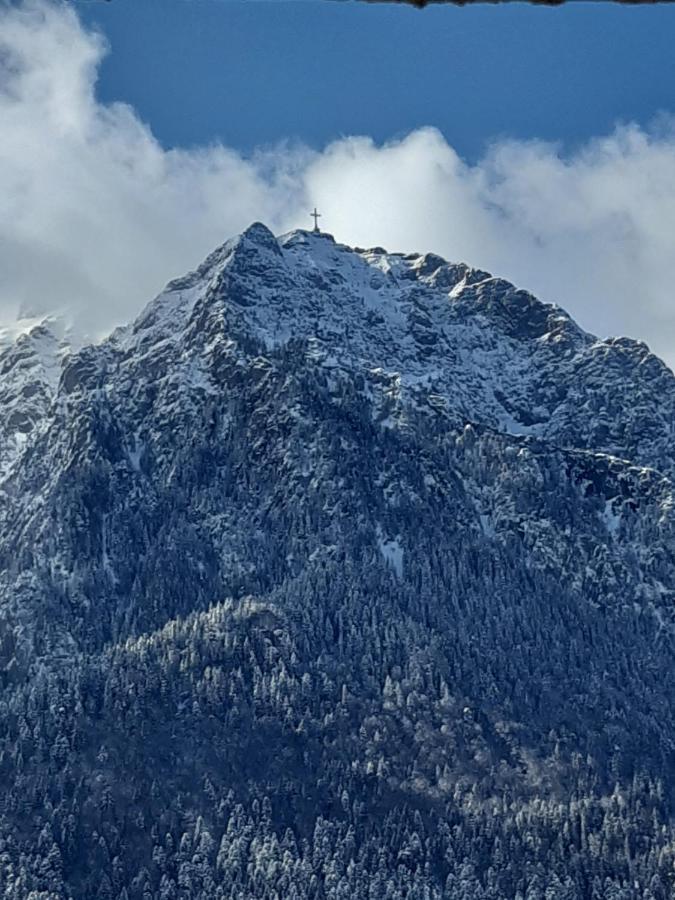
xmin=109 ymin=223 xmax=675 ymax=485
xmin=240 ymin=221 xmax=282 ymax=255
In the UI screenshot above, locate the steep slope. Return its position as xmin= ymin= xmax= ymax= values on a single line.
xmin=0 ymin=224 xmax=674 ymax=899
xmin=0 ymin=317 xmax=73 ymax=480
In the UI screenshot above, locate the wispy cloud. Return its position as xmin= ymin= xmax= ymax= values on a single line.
xmin=2 ymin=1 xmax=675 ymax=364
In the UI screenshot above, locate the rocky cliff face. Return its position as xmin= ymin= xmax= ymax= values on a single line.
xmin=0 ymin=224 xmax=673 ymax=899
xmin=0 ymin=317 xmax=72 ymax=481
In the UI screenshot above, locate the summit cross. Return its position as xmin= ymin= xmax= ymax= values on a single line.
xmin=310 ymin=207 xmax=321 ymax=233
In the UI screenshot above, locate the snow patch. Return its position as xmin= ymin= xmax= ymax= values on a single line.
xmin=127 ymin=433 xmax=144 ymax=472
xmin=377 ymin=528 xmax=404 ymax=579
xmin=479 ymin=514 xmax=496 ymax=538
xmin=101 ymin=514 xmax=119 ymax=586
xmin=601 ymin=499 xmax=621 ymax=536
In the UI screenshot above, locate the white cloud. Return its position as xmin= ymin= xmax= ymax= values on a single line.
xmin=2 ymin=1 xmax=675 ymax=365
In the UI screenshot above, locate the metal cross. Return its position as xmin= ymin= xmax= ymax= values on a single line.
xmin=310 ymin=207 xmax=321 ymax=232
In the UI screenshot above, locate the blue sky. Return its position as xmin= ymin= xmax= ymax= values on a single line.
xmin=3 ymin=0 xmax=675 ymax=364
xmin=80 ymin=0 xmax=675 ymax=161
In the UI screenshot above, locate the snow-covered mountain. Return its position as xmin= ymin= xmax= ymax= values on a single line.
xmin=1 ymin=224 xmax=674 ymax=899
xmin=3 ymin=222 xmax=674 ymax=641
xmin=119 ymin=222 xmax=675 ymax=474
xmin=6 ymin=222 xmax=675 ymax=482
